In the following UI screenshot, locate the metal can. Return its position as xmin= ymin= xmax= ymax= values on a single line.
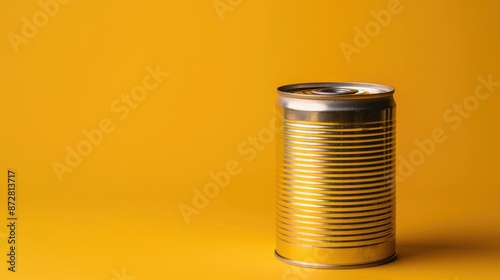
xmin=275 ymin=82 xmax=396 ymax=269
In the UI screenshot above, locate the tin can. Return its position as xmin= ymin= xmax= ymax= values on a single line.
xmin=275 ymin=82 xmax=396 ymax=269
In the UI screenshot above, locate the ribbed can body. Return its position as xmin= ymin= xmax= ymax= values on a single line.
xmin=275 ymin=82 xmax=396 ymax=269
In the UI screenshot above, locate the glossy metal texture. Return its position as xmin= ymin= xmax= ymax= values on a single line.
xmin=275 ymin=82 xmax=396 ymax=269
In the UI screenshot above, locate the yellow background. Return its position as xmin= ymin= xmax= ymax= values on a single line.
xmin=1 ymin=0 xmax=499 ymax=279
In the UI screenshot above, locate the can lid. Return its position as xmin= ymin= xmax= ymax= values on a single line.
xmin=278 ymin=82 xmax=394 ymax=100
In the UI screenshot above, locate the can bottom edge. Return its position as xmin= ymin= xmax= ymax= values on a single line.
xmin=274 ymin=251 xmax=397 ymax=270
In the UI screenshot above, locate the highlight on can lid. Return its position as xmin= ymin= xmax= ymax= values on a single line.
xmin=275 ymin=82 xmax=396 ymax=269
xmin=278 ymin=82 xmax=394 ymax=99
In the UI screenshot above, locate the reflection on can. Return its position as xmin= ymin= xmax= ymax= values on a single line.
xmin=275 ymin=82 xmax=397 ymax=269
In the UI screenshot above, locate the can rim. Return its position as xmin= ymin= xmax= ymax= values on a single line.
xmin=278 ymin=82 xmax=395 ymax=100
xmin=275 ymin=251 xmax=397 ymax=269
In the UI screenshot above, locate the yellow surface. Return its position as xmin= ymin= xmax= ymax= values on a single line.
xmin=1 ymin=0 xmax=499 ymax=279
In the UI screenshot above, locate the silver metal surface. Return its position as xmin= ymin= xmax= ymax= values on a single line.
xmin=275 ymin=251 xmax=398 ymax=269
xmin=275 ymin=82 xmax=396 ymax=269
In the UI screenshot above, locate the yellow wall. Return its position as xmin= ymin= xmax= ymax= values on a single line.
xmin=1 ymin=0 xmax=499 ymax=279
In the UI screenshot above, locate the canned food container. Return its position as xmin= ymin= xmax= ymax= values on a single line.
xmin=275 ymin=82 xmax=396 ymax=269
